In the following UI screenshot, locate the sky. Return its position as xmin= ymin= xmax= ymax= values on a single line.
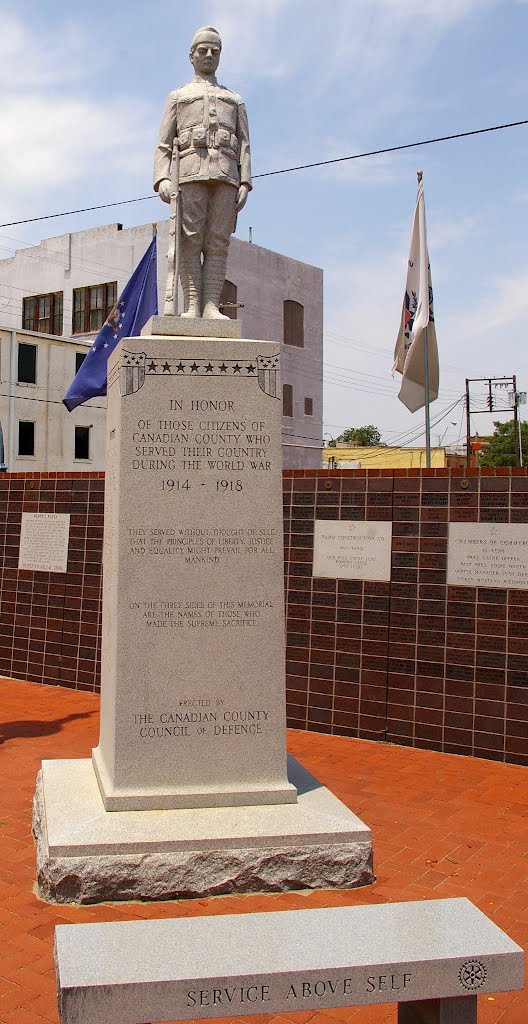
xmin=1 ymin=0 xmax=528 ymax=450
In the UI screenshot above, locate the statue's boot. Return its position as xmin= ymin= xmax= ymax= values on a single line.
xmin=179 ymin=250 xmax=202 ymax=318
xmin=202 ymin=254 xmax=230 ymax=320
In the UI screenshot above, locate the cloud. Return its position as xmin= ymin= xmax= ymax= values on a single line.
xmin=444 ymin=267 xmax=528 ymax=343
xmin=310 ymin=0 xmax=499 ymax=93
xmin=319 ymin=227 xmax=511 ymax=440
xmin=205 ymin=0 xmax=293 ymax=80
xmin=427 ymin=213 xmax=479 ymax=251
xmin=206 ymin=0 xmax=497 ymax=86
xmin=0 ymin=13 xmax=152 ymax=225
xmin=0 ymin=95 xmax=150 ymax=192
xmin=371 ymin=0 xmax=494 ymax=21
xmin=0 ymin=12 xmax=91 ymax=91
xmin=318 ymin=146 xmax=403 ymax=187
xmin=322 ymin=245 xmax=528 ymax=442
xmin=324 ymin=246 xmax=405 ymax=366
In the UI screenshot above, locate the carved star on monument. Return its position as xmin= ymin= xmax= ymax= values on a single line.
xmin=176 ymin=362 xmax=185 ymax=372
xmin=162 ymin=361 xmax=171 ymax=372
xmin=190 ymin=362 xmax=200 ymax=373
xmin=205 ymin=363 xmax=214 ymax=373
xmin=219 ymin=363 xmax=227 ymax=372
xmin=246 ymin=363 xmax=256 ymax=374
xmin=233 ymin=363 xmax=242 ymax=373
xmin=147 ymin=361 xmax=157 ymax=372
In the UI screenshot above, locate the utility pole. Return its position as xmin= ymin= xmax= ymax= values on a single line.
xmin=465 ymin=375 xmax=524 ymax=467
xmin=465 ymin=379 xmax=471 ymax=467
xmin=511 ymin=379 xmax=527 ymax=466
xmin=0 ymin=422 xmax=7 ymax=472
xmin=512 ymin=375 xmax=521 ymax=466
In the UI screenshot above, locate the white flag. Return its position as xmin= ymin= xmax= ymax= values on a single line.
xmin=393 ymin=177 xmax=439 ymax=413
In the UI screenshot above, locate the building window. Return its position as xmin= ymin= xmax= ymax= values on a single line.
xmin=283 ymin=300 xmax=304 ymax=348
xmin=283 ymin=383 xmax=293 ymax=417
xmin=304 ymin=397 xmax=313 ymax=416
xmin=17 ymin=343 xmax=37 ymax=384
xmin=74 ymin=426 xmax=91 ymax=460
xmin=18 ymin=421 xmax=35 ymax=457
xmin=75 ymin=352 xmax=87 ymax=373
xmin=220 ymin=279 xmax=238 ymax=319
xmin=22 ymin=292 xmax=63 ymax=336
xmin=73 ymin=282 xmax=117 ymax=334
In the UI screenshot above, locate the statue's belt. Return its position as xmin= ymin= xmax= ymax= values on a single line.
xmin=177 ymin=127 xmax=238 ymax=152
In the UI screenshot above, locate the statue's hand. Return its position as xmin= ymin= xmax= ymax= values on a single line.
xmin=158 ymin=179 xmax=172 ymax=204
xmin=235 ymin=184 xmax=249 ymax=214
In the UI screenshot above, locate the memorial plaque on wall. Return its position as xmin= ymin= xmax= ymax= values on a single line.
xmin=313 ymin=520 xmax=392 ymax=581
xmin=18 ymin=513 xmax=70 ymax=573
xmin=447 ymin=523 xmax=528 ymax=589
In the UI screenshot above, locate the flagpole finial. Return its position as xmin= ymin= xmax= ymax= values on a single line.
xmin=417 ymin=169 xmax=423 ymax=183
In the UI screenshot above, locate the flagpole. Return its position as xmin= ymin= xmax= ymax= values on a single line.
xmin=424 ymin=323 xmax=431 ymax=467
xmin=418 ymin=170 xmax=432 ymax=468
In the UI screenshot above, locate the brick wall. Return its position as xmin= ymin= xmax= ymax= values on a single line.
xmin=283 ymin=468 xmax=528 ymax=766
xmin=1 ymin=469 xmax=527 ymax=765
xmin=0 ymin=473 xmax=103 ymax=691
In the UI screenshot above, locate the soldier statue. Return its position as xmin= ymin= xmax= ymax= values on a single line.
xmin=154 ymin=26 xmax=252 ymax=320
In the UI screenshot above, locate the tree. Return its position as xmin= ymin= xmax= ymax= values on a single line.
xmin=479 ymin=419 xmax=528 ymax=467
xmin=327 ymin=425 xmax=385 ymax=448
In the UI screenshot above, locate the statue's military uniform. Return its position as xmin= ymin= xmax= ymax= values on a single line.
xmin=154 ymin=78 xmax=251 ymax=318
xmin=154 ymin=81 xmax=251 ymax=192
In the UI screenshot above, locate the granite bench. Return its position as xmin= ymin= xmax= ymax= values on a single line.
xmin=54 ymin=898 xmax=524 ymax=1024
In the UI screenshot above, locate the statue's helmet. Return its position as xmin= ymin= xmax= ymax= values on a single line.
xmin=190 ymin=26 xmax=222 ymax=53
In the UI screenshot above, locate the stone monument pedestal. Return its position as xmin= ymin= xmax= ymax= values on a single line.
xmin=34 ymin=755 xmax=373 ymax=904
xmin=33 ymin=322 xmax=373 ymax=903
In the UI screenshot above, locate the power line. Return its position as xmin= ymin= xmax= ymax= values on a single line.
xmin=2 ymin=382 xmax=462 ymax=449
xmin=0 ymin=388 xmax=325 ymax=444
xmin=0 ymin=255 xmax=462 ymax=400
xmin=332 ymin=398 xmax=465 ymax=460
xmin=453 ymin=402 xmax=466 ymax=449
xmin=324 ymin=397 xmax=464 ymax=452
xmin=0 ymin=389 xmax=106 ymax=410
xmin=324 ymin=331 xmax=476 ymax=378
xmin=256 ymin=120 xmax=528 ymax=178
xmin=1 ymin=118 xmax=527 ymax=228
xmin=0 ymin=235 xmax=135 ymax=279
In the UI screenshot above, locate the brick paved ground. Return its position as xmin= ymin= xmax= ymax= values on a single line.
xmin=0 ymin=677 xmax=526 ymax=1024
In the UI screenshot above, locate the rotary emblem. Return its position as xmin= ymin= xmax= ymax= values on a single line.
xmin=459 ymin=961 xmax=487 ymax=990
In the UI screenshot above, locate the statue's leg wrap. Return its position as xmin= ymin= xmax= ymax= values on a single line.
xmin=179 ymin=183 xmax=207 ymax=317
xmin=179 ymin=245 xmax=202 ymax=318
xmin=202 ymin=183 xmax=237 ymax=320
xmin=202 ymin=254 xmax=230 ymax=320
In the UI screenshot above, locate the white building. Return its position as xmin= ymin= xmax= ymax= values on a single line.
xmin=0 ymin=221 xmax=323 ymax=471
xmin=0 ymin=327 xmax=104 ymax=472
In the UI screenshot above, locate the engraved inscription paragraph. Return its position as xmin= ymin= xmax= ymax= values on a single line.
xmin=18 ymin=513 xmax=71 ymax=573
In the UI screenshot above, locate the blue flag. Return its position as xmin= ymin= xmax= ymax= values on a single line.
xmin=63 ymin=236 xmax=158 ymax=411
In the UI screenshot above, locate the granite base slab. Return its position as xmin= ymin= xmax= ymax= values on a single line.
xmin=141 ymin=315 xmax=242 ymax=338
xmin=33 ymin=756 xmax=374 ymax=904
